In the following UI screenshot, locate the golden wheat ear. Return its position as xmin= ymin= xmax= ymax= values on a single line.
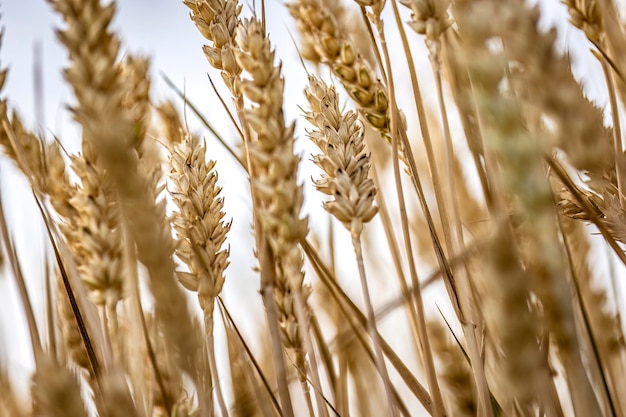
xmin=168 ymin=131 xmax=232 ymax=416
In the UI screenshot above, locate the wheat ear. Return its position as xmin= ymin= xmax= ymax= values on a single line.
xmin=235 ymin=16 xmax=333 ymax=417
xmin=288 ymin=0 xmax=406 ymax=160
xmin=303 ymin=74 xmax=403 ymax=415
xmin=184 ymin=0 xmax=243 ymax=101
xmin=169 ymin=132 xmax=231 ymax=416
xmin=49 ymin=0 xmax=204 ymax=402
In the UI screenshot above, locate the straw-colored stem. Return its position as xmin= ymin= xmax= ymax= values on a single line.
xmin=370 ymin=163 xmax=424 ymax=367
xmin=207 ymin=330 xmax=230 ymax=417
xmin=218 ymin=297 xmax=283 ymax=416
xmin=375 ymin=16 xmax=446 ymax=417
xmin=431 ymin=63 xmax=458 ymax=251
xmin=432 ymin=45 xmax=494 ymax=417
xmin=0 ymin=187 xmax=42 ymax=365
xmin=351 ymin=229 xmax=398 ymax=417
xmin=389 ymin=0 xmax=452 ymax=253
xmin=309 ymin=313 xmax=337 ymax=404
xmin=121 ymin=217 xmax=172 ymax=416
xmin=260 ymin=283 xmax=295 ymax=417
xmin=301 ymin=239 xmax=434 ymax=413
xmin=294 ymin=289 xmax=330 ymax=417
xmin=44 ymin=263 xmax=57 ymax=360
xmin=300 ymin=379 xmax=315 ymax=417
xmin=558 ymin=216 xmax=616 ymax=417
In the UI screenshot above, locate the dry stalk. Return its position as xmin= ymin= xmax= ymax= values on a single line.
xmin=55 ymin=269 xmax=90 ymax=371
xmin=142 ymin=314 xmax=196 ymax=417
xmin=301 ymin=239 xmax=434 ymax=414
xmin=401 ymin=1 xmax=494 ymax=414
xmin=360 ymin=3 xmax=450 ymax=415
xmin=560 ymin=214 xmax=626 ymax=414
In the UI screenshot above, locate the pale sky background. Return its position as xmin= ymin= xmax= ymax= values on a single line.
xmin=0 ymin=0 xmax=623 ymax=413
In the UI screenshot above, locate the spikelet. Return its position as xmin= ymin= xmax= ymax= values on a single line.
xmin=48 ymin=0 xmax=134 ymax=155
xmin=400 ymin=0 xmax=452 ymax=62
xmin=562 ymin=0 xmax=603 ymax=43
xmin=557 ymin=186 xmax=605 ymax=221
xmin=0 ymin=114 xmax=45 ymax=186
xmin=44 ymin=141 xmax=76 ymax=221
xmin=236 ymin=17 xmax=310 ymax=352
xmin=169 ymin=133 xmax=231 ymax=335
xmin=400 ymin=0 xmax=452 ymax=37
xmin=354 ymin=0 xmax=386 ymax=16
xmin=304 ymin=75 xmax=378 ymax=235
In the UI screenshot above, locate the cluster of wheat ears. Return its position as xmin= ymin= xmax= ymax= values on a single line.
xmin=2 ymin=0 xmax=626 ymax=415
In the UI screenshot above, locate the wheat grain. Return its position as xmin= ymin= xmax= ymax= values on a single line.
xmin=4 ymin=0 xmax=626 ymax=415
xmin=235 ymin=17 xmax=333 ymax=417
xmin=400 ymin=0 xmax=451 ymax=42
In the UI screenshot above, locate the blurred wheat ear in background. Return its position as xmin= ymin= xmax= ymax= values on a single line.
xmin=3 ymin=0 xmax=626 ymax=416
